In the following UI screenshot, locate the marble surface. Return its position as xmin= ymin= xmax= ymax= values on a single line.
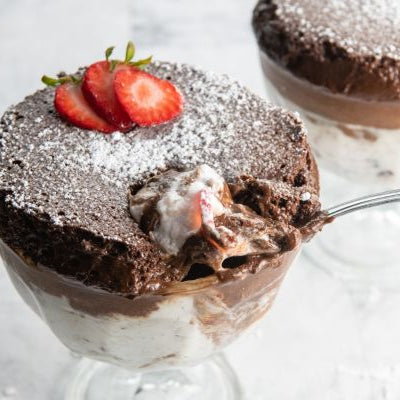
xmin=1 ymin=1 xmax=400 ymax=399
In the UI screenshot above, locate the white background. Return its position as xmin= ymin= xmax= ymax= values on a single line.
xmin=1 ymin=1 xmax=400 ymax=399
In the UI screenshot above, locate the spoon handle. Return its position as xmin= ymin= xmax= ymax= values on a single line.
xmin=325 ymin=189 xmax=400 ymax=218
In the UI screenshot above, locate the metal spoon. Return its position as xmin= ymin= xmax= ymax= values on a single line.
xmin=325 ymin=189 xmax=400 ymax=218
xmin=300 ymin=189 xmax=400 ymax=241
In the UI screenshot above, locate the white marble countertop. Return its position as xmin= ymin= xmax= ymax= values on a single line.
xmin=2 ymin=1 xmax=400 ymax=399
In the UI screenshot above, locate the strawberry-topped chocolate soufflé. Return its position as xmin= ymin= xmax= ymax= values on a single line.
xmin=0 ymin=43 xmax=324 ymax=370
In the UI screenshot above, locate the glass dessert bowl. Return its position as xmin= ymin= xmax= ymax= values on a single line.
xmin=0 ymin=47 xmax=323 ymax=398
xmin=253 ymin=0 xmax=400 ymax=279
xmin=0 ymin=162 xmax=320 ymax=399
xmin=1 ymin=237 xmax=300 ymax=399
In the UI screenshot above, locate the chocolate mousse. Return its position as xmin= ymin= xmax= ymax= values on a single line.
xmin=0 ymin=61 xmax=321 ymax=296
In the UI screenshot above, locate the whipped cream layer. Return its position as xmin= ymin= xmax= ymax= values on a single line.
xmin=0 ymin=239 xmax=296 ymax=371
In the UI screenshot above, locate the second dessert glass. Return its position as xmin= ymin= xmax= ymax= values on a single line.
xmin=1 ymin=237 xmax=300 ymax=399
xmin=259 ymin=52 xmax=400 ymax=285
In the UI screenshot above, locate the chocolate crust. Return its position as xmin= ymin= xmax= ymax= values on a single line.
xmin=252 ymin=0 xmax=400 ymax=101
xmin=0 ymin=61 xmax=319 ymax=296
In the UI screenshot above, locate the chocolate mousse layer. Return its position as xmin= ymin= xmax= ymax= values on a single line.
xmin=0 ymin=61 xmax=320 ymax=296
xmin=253 ymin=0 xmax=400 ymax=102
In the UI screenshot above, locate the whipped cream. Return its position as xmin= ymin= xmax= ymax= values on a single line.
xmin=1 ymin=238 xmax=286 ymax=371
xmin=130 ymin=165 xmax=226 ymax=255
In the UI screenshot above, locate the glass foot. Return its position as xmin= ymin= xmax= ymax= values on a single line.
xmin=65 ymin=354 xmax=242 ymax=400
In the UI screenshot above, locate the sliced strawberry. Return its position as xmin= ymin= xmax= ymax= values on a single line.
xmin=189 ymin=191 xmax=203 ymax=232
xmin=55 ymin=82 xmax=116 ymax=133
xmin=82 ymin=61 xmax=133 ymax=131
xmin=114 ymin=68 xmax=184 ymax=127
xmin=191 ymin=189 xmax=224 ymax=250
xmin=199 ymin=189 xmax=216 ymax=229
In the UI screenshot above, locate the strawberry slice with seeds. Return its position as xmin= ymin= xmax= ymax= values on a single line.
xmin=82 ymin=61 xmax=133 ymax=131
xmin=114 ymin=68 xmax=184 ymax=127
xmin=55 ymin=82 xmax=116 ymax=133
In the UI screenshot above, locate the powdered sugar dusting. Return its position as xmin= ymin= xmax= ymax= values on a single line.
xmin=0 ymin=61 xmax=311 ymax=243
xmin=272 ymin=0 xmax=400 ymax=59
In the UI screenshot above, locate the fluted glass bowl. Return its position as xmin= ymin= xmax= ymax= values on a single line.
xmin=1 ymin=238 xmax=300 ymax=399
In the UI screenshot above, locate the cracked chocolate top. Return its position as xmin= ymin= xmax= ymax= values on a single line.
xmin=0 ymin=61 xmax=319 ymax=296
xmin=253 ymin=0 xmax=400 ymax=101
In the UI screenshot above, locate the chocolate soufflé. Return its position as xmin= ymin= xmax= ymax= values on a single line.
xmin=253 ymin=0 xmax=400 ymax=102
xmin=253 ymin=0 xmax=400 ymax=183
xmin=0 ymin=61 xmax=321 ymax=295
xmin=0 ymin=61 xmax=323 ymax=369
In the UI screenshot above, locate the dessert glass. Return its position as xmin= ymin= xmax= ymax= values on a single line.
xmin=0 ymin=238 xmax=300 ymax=399
xmin=260 ymin=52 xmax=400 ymax=282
